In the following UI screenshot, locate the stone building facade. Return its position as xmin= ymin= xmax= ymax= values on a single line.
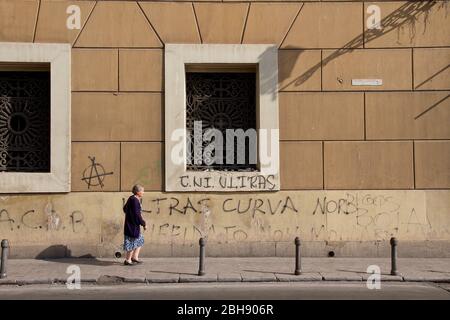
xmin=0 ymin=0 xmax=449 ymax=258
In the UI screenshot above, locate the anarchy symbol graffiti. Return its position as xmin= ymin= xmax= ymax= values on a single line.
xmin=81 ymin=156 xmax=113 ymax=189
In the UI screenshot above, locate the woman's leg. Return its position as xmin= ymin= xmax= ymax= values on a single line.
xmin=132 ymin=246 xmax=141 ymax=261
xmin=125 ymin=250 xmax=133 ymax=263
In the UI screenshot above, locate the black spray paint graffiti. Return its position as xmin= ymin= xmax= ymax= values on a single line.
xmin=70 ymin=210 xmax=86 ymax=233
xmin=312 ymin=193 xmax=401 ymax=216
xmin=309 ymin=193 xmax=402 ymax=241
xmin=144 ymin=222 xmax=301 ymax=244
xmin=119 ymin=196 xmax=300 ymax=243
xmin=122 ymin=195 xmax=426 ymax=242
xmin=307 ymin=193 xmax=435 ymax=241
xmin=0 ymin=207 xmax=87 ymax=233
xmin=81 ymin=156 xmax=113 ymax=189
xmin=124 ymin=196 xmax=299 ymax=217
xmin=178 ymin=174 xmax=277 ymax=190
xmin=403 ymin=208 xmax=433 ymax=234
xmin=222 ymin=197 xmax=298 ymax=217
xmin=0 ymin=209 xmax=14 ymax=231
xmin=119 ymin=196 xmax=299 ymax=243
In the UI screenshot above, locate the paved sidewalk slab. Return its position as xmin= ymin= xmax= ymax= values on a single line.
xmin=218 ymin=273 xmax=242 ymax=282
xmin=54 ymin=277 xmax=97 ymax=284
xmin=241 ymin=272 xmax=277 ymax=282
xmin=15 ymin=277 xmax=53 ymax=285
xmin=123 ymin=277 xmax=147 ymax=283
xmin=0 ymin=279 xmax=17 ymax=285
xmin=79 ymin=278 xmax=98 ymax=283
xmin=146 ymin=272 xmax=180 ymax=283
xmin=276 ymin=273 xmax=323 ymax=282
xmin=403 ymin=273 xmax=450 ymax=282
xmin=320 ymin=273 xmax=363 ymax=281
xmin=179 ymin=273 xmax=218 ymax=283
xmin=1 ymin=258 xmax=449 ymax=285
xmin=361 ymin=274 xmax=404 ymax=282
xmin=96 ymin=275 xmax=127 ymax=285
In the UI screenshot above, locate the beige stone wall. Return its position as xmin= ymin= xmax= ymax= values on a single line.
xmin=0 ymin=0 xmax=449 ymax=256
xmin=1 ymin=191 xmax=450 ymax=257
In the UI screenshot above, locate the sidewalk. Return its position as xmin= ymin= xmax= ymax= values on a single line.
xmin=1 ymin=257 xmax=450 ymax=285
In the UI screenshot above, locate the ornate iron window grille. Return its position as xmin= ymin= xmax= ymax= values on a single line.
xmin=186 ymin=72 xmax=257 ymax=171
xmin=0 ymin=71 xmax=50 ymax=172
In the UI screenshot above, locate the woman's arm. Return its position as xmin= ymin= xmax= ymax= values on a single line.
xmin=132 ymin=198 xmax=146 ymax=228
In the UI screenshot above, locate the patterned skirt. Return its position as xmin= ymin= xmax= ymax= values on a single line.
xmin=123 ymin=234 xmax=144 ymax=252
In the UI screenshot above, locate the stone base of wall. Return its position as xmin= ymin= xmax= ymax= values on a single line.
xmin=1 ymin=190 xmax=449 ymax=258
xmin=8 ymin=240 xmax=450 ymax=259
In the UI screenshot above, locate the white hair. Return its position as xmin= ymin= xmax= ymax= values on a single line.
xmin=132 ymin=184 xmax=144 ymax=195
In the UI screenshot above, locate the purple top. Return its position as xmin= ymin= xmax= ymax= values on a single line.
xmin=123 ymin=195 xmax=146 ymax=238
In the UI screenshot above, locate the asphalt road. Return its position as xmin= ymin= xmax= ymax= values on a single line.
xmin=0 ymin=282 xmax=449 ymax=300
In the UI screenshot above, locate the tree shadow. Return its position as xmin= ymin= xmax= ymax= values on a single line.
xmin=260 ymin=0 xmax=446 ymax=101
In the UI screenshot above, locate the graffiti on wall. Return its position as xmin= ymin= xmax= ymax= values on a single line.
xmin=81 ymin=156 xmax=114 ymax=189
xmin=177 ymin=174 xmax=277 ymax=190
xmin=118 ymin=192 xmax=437 ymax=243
xmin=120 ymin=195 xmax=299 ymax=244
xmin=0 ymin=191 xmax=445 ymax=245
xmin=0 ymin=203 xmax=88 ymax=233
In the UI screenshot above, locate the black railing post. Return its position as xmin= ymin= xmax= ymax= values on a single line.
xmin=198 ymin=237 xmax=206 ymax=276
xmin=295 ymin=237 xmax=301 ymax=275
xmin=390 ymin=237 xmax=399 ymax=276
xmin=1 ymin=239 xmax=9 ymax=279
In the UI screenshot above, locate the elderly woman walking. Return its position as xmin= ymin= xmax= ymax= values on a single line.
xmin=122 ymin=184 xmax=147 ymax=265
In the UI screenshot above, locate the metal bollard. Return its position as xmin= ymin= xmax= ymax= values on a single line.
xmin=1 ymin=239 xmax=9 ymax=279
xmin=294 ymin=237 xmax=301 ymax=275
xmin=390 ymin=237 xmax=399 ymax=276
xmin=198 ymin=237 xmax=206 ymax=276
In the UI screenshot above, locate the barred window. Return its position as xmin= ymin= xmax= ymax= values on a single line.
xmin=164 ymin=44 xmax=279 ymax=192
xmin=0 ymin=66 xmax=51 ymax=172
xmin=186 ymin=70 xmax=257 ymax=172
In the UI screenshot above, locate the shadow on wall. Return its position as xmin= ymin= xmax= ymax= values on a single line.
xmin=261 ymin=0 xmax=448 ymax=102
xmin=35 ymin=245 xmax=92 ymax=259
xmin=35 ymin=245 xmax=120 ymax=266
xmin=35 ymin=245 xmax=68 ymax=259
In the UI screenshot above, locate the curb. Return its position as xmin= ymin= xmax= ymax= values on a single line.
xmin=1 ymin=275 xmax=450 ymax=285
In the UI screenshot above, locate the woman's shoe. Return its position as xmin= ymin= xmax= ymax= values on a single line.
xmin=131 ymin=258 xmax=143 ymax=264
xmin=124 ymin=260 xmax=134 ymax=266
